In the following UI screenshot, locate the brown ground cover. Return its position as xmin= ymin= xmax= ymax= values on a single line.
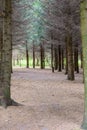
xmin=0 ymin=68 xmax=84 ymax=130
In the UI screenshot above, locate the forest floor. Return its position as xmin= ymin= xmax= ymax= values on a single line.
xmin=0 ymin=68 xmax=84 ymax=130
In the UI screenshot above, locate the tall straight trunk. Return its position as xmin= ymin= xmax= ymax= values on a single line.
xmin=51 ymin=32 xmax=54 ymax=72
xmin=54 ymin=45 xmax=58 ymax=70
xmin=74 ymin=46 xmax=79 ymax=73
xmin=11 ymin=38 xmax=13 ymax=73
xmin=67 ymin=35 xmax=74 ymax=80
xmin=74 ymin=47 xmax=77 ymax=71
xmin=0 ymin=30 xmax=2 ymax=86
xmin=76 ymin=48 xmax=79 ymax=73
xmin=51 ymin=43 xmax=54 ymax=72
xmin=40 ymin=43 xmax=45 ymax=69
xmin=65 ymin=41 xmax=68 ymax=74
xmin=26 ymin=42 xmax=29 ymax=68
xmin=62 ymin=47 xmax=64 ymax=69
xmin=58 ymin=45 xmax=62 ymax=72
xmin=33 ymin=44 xmax=35 ymax=69
xmin=81 ymin=0 xmax=87 ymax=129
xmin=0 ymin=0 xmax=12 ymax=107
xmin=81 ymin=49 xmax=83 ymax=68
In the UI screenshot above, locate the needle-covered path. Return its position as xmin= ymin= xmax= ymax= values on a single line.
xmin=0 ymin=68 xmax=84 ymax=130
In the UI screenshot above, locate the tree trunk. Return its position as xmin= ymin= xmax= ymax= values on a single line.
xmin=74 ymin=46 xmax=79 ymax=73
xmin=62 ymin=47 xmax=64 ymax=70
xmin=81 ymin=0 xmax=87 ymax=129
xmin=40 ymin=43 xmax=45 ymax=69
xmin=9 ymin=31 xmax=12 ymax=72
xmin=0 ymin=0 xmax=12 ymax=107
xmin=65 ymin=41 xmax=68 ymax=75
xmin=58 ymin=45 xmax=62 ymax=72
xmin=67 ymin=35 xmax=74 ymax=80
xmin=26 ymin=42 xmax=29 ymax=68
xmin=33 ymin=44 xmax=35 ymax=69
xmin=54 ymin=45 xmax=58 ymax=70
xmin=81 ymin=49 xmax=83 ymax=68
xmin=51 ymin=44 xmax=54 ymax=72
xmin=0 ymin=30 xmax=3 ymax=87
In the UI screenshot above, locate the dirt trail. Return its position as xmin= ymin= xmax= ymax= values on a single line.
xmin=0 ymin=68 xmax=84 ymax=130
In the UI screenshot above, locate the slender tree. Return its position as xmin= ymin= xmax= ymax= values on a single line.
xmin=74 ymin=45 xmax=79 ymax=73
xmin=33 ymin=44 xmax=35 ymax=69
xmin=26 ymin=41 xmax=29 ymax=68
xmin=40 ymin=42 xmax=45 ymax=69
xmin=58 ymin=45 xmax=62 ymax=72
xmin=51 ymin=43 xmax=54 ymax=72
xmin=54 ymin=45 xmax=58 ymax=70
xmin=0 ymin=30 xmax=2 ymax=87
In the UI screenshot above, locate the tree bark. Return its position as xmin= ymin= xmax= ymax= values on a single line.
xmin=0 ymin=0 xmax=12 ymax=107
xmin=40 ymin=43 xmax=45 ymax=69
xmin=58 ymin=45 xmax=62 ymax=72
xmin=62 ymin=47 xmax=64 ymax=70
xmin=33 ymin=44 xmax=35 ymax=69
xmin=0 ymin=30 xmax=3 ymax=87
xmin=51 ymin=43 xmax=54 ymax=72
xmin=65 ymin=41 xmax=68 ymax=75
xmin=9 ymin=28 xmax=12 ymax=72
xmin=74 ymin=46 xmax=79 ymax=73
xmin=81 ymin=49 xmax=83 ymax=68
xmin=54 ymin=45 xmax=58 ymax=70
xmin=26 ymin=42 xmax=29 ymax=68
xmin=81 ymin=0 xmax=87 ymax=129
xmin=67 ymin=35 xmax=74 ymax=80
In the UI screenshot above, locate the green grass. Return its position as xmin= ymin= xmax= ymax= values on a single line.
xmin=12 ymin=58 xmax=82 ymax=68
xmin=12 ymin=58 xmax=51 ymax=68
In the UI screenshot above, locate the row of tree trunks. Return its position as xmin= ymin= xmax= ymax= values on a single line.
xmin=52 ymin=44 xmax=64 ymax=72
xmin=24 ymin=43 xmax=46 ymax=69
xmin=51 ymin=41 xmax=74 ymax=81
xmin=51 ymin=35 xmax=82 ymax=81
xmin=25 ymin=43 xmax=46 ymax=69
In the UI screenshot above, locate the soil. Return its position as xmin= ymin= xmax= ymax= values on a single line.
xmin=0 ymin=68 xmax=84 ymax=130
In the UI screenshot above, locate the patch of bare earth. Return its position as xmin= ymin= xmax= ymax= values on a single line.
xmin=0 ymin=68 xmax=84 ymax=130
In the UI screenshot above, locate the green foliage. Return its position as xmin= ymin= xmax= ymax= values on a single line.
xmin=13 ymin=0 xmax=49 ymax=46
